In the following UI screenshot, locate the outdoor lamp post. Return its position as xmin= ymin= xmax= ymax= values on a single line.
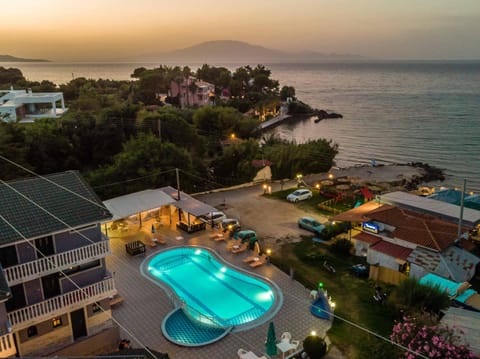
xmin=328 ymin=173 xmax=334 ymax=180
xmin=266 ymin=249 xmax=272 ymax=263
xmin=263 ymin=183 xmax=268 ymax=194
xmin=310 ymin=330 xmax=317 ymax=336
xmin=296 ymin=173 xmax=303 ymax=188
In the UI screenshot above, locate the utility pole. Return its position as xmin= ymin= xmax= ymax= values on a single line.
xmin=457 ymin=179 xmax=466 ymax=240
xmin=175 ymin=168 xmax=181 ymax=201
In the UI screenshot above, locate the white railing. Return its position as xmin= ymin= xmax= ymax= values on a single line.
xmin=4 ymin=240 xmax=110 ymax=286
xmin=0 ymin=333 xmax=16 ymax=357
xmin=8 ymin=278 xmax=116 ymax=331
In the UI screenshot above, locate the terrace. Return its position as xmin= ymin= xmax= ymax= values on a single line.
xmin=105 ymin=220 xmax=331 ymax=358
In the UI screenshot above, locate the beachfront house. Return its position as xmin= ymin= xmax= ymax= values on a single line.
xmin=168 ymin=76 xmax=215 ymax=108
xmin=333 ymin=201 xmax=480 ymax=283
xmin=0 ymin=171 xmax=117 ymax=357
xmin=0 ymin=87 xmax=67 ymax=123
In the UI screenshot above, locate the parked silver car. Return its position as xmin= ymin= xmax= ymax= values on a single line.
xmin=286 ymin=189 xmax=312 ymax=202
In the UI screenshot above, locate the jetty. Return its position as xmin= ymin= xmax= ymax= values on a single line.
xmin=258 ymin=113 xmax=292 ymax=130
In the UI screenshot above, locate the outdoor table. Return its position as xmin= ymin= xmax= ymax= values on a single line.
xmin=276 ymin=341 xmax=296 ymax=359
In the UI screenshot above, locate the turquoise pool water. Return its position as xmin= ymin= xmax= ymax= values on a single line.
xmin=145 ymin=247 xmax=277 ymax=328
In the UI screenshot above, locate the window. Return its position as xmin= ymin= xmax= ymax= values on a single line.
xmin=52 ymin=317 xmax=62 ymax=328
xmin=27 ymin=326 xmax=38 ymax=337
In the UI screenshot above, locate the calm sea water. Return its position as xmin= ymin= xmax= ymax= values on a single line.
xmin=5 ymin=61 xmax=480 ymax=192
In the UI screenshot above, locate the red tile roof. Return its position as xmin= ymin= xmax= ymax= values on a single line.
xmin=370 ymin=240 xmax=413 ymax=260
xmin=353 ymin=232 xmax=381 ymax=245
xmin=365 ymin=205 xmax=459 ymax=251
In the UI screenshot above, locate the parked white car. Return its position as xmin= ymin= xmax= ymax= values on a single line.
xmin=286 ymin=189 xmax=313 ymax=203
xmin=198 ymin=211 xmax=227 ymax=225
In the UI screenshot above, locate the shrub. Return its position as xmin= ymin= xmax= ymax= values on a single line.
xmin=391 ymin=314 xmax=475 ymax=358
xmin=329 ymin=238 xmax=353 ymax=256
xmin=389 ymin=278 xmax=450 ymax=314
xmin=303 ymin=335 xmax=327 ymax=358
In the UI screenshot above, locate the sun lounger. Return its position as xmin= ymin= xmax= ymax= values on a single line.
xmin=232 ymin=242 xmax=248 ymax=253
xmin=214 ymin=234 xmax=225 ymax=242
xmin=250 ymin=256 xmax=267 ymax=267
xmin=243 ymin=254 xmax=265 ymax=263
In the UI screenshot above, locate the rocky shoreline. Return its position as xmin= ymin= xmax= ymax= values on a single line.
xmin=303 ymin=162 xmax=445 ymax=192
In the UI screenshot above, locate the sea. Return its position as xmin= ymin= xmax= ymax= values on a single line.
xmin=4 ymin=61 xmax=480 ymax=192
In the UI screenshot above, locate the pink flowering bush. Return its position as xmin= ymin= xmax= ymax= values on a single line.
xmin=390 ymin=315 xmax=476 ymax=358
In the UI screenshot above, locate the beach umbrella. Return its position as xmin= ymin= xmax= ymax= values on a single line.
xmin=265 ymin=322 xmax=278 ymax=356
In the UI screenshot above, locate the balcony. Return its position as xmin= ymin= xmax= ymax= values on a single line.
xmin=8 ymin=278 xmax=116 ymax=331
xmin=0 ymin=333 xmax=16 ymax=357
xmin=4 ymin=240 xmax=110 ymax=286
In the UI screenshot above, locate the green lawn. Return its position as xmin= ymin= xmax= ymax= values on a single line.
xmin=272 ymin=240 xmax=401 ymax=359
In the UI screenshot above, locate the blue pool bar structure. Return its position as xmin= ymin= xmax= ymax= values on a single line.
xmin=141 ymin=246 xmax=283 ymax=346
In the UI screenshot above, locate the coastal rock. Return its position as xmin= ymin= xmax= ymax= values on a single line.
xmin=316 ymin=110 xmax=343 ymax=120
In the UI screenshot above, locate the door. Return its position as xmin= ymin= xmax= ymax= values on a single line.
xmin=41 ymin=273 xmax=61 ymax=299
xmin=70 ymin=308 xmax=87 ymax=340
xmin=35 ymin=236 xmax=54 ymax=256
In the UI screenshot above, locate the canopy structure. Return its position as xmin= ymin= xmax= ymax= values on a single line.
xmin=103 ymin=189 xmax=173 ymax=221
xmin=160 ymin=186 xmax=218 ymax=216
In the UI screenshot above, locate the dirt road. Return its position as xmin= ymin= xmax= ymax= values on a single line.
xmin=196 ymin=181 xmax=328 ymax=250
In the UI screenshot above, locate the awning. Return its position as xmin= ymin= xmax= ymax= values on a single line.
xmin=331 ymin=201 xmax=384 ymax=222
xmin=103 ymin=189 xmax=174 ymax=221
xmin=370 ymin=240 xmax=413 ymax=260
xmin=160 ymin=186 xmax=218 ymax=216
xmin=353 ymin=232 xmax=381 ymax=245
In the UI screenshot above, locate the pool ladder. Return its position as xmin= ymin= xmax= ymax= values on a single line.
xmin=170 ymin=295 xmax=230 ymax=329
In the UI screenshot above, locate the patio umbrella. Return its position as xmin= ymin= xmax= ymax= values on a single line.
xmin=265 ymin=322 xmax=278 ymax=356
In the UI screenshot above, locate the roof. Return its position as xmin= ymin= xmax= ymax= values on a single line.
xmin=419 ymin=273 xmax=477 ymax=303
xmin=442 ymin=245 xmax=480 ymax=281
xmin=162 ymin=186 xmax=219 ymax=217
xmin=441 ymin=307 xmax=480 ymax=357
xmin=0 ymin=171 xmax=111 ymax=245
xmin=330 ymin=201 xmax=384 ymax=222
xmin=369 ymin=240 xmax=413 ymax=260
xmin=353 ymin=232 xmax=381 ymax=245
xmin=379 ymin=191 xmax=480 ymax=227
xmin=366 ymin=205 xmax=460 ymax=251
xmin=103 ymin=189 xmax=174 ymax=221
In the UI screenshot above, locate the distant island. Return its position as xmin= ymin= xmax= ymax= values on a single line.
xmin=0 ymin=55 xmax=49 ymax=62
xmin=139 ymin=40 xmax=363 ymax=63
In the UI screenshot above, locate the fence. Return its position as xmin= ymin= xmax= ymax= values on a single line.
xmin=369 ymin=265 xmax=407 ymax=285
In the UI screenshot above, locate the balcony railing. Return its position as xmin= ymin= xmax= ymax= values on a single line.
xmin=0 ymin=333 xmax=16 ymax=357
xmin=8 ymin=278 xmax=116 ymax=331
xmin=4 ymin=240 xmax=110 ymax=286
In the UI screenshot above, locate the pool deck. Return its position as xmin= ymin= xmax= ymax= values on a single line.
xmin=106 ymin=223 xmax=332 ymax=359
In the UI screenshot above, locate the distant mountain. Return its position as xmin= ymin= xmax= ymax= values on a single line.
xmin=141 ymin=40 xmax=362 ymax=63
xmin=0 ymin=55 xmax=49 ymax=62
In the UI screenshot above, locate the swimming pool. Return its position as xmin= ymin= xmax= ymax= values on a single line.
xmin=143 ymin=247 xmax=281 ymax=333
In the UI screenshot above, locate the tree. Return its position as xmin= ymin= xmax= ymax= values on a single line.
xmin=391 ymin=314 xmax=475 ymax=359
xmin=303 ymin=334 xmax=327 ymax=358
xmin=0 ymin=67 xmax=25 ymax=87
xmin=87 ymin=133 xmax=195 ymax=199
xmin=280 ymin=85 xmax=296 ymax=101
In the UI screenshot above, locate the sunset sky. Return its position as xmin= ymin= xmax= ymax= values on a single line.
xmin=2 ymin=0 xmax=480 ymax=61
